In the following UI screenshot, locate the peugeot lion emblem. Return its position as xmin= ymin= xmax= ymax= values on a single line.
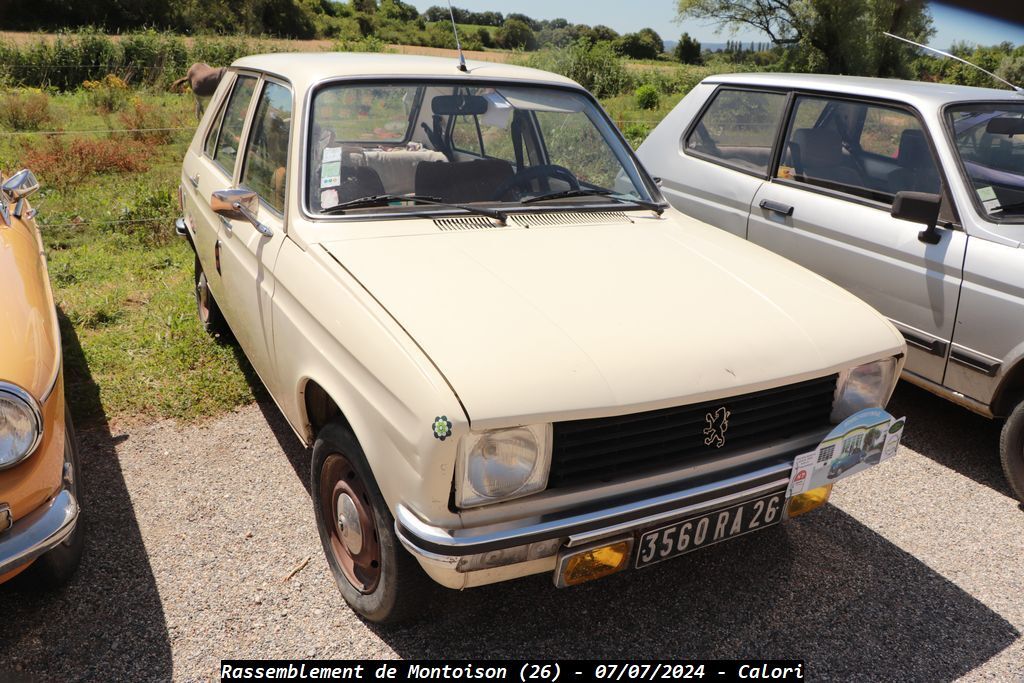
xmin=703 ymin=406 xmax=730 ymax=448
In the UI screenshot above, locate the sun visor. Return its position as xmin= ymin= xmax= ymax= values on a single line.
xmin=494 ymin=88 xmax=583 ymax=114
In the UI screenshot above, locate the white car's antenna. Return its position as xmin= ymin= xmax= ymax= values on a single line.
xmin=447 ymin=0 xmax=468 ymax=73
xmin=884 ymin=32 xmax=1023 ymax=93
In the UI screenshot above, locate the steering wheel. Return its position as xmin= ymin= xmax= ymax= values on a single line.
xmin=492 ymin=164 xmax=580 ymax=200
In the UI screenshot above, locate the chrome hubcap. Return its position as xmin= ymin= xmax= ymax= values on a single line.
xmin=336 ymin=493 xmax=363 ymax=555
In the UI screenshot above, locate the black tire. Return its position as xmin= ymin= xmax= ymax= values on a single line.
xmin=194 ymin=253 xmax=231 ymax=339
xmin=311 ymin=421 xmax=436 ymax=624
xmin=26 ymin=405 xmax=85 ymax=588
xmin=999 ymin=401 xmax=1024 ymax=502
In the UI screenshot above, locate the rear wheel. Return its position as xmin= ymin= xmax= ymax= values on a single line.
xmin=999 ymin=401 xmax=1024 ymax=502
xmin=311 ymin=421 xmax=435 ymax=623
xmin=194 ymin=254 xmax=230 ymax=339
xmin=26 ymin=405 xmax=85 ymax=588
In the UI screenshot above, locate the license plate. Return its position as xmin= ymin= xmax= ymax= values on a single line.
xmin=635 ymin=492 xmax=785 ymax=568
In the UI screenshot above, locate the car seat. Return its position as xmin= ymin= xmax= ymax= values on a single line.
xmin=414 ymin=159 xmax=514 ymax=203
xmin=887 ymin=129 xmax=941 ymax=195
xmin=791 ymin=128 xmax=866 ymax=190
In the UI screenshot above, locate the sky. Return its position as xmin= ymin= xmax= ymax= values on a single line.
xmin=408 ymin=1 xmax=1024 ymax=49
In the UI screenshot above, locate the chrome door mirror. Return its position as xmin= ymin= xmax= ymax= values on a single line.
xmin=2 ymin=169 xmax=40 ymax=219
xmin=2 ymin=169 xmax=40 ymax=201
xmin=211 ymin=188 xmax=273 ymax=237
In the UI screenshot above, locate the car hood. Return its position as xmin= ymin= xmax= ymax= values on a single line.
xmin=0 ymin=217 xmax=60 ymax=401
xmin=321 ymin=211 xmax=903 ymax=426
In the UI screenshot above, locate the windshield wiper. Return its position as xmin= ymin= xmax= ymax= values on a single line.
xmin=521 ymin=189 xmax=665 ymax=214
xmin=993 ymin=200 xmax=1024 ymax=214
xmin=322 ymin=193 xmax=507 ymax=223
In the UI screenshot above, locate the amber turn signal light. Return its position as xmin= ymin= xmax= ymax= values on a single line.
xmin=555 ymin=538 xmax=633 ymax=588
xmin=787 ymin=484 xmax=834 ymax=518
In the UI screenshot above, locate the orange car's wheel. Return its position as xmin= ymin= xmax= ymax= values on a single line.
xmin=311 ymin=421 xmax=435 ymax=624
xmin=27 ymin=404 xmax=85 ymax=588
xmin=194 ymin=254 xmax=230 ymax=339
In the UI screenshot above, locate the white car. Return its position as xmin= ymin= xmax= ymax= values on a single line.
xmin=637 ymin=73 xmax=1024 ymax=501
xmin=176 ymin=54 xmax=906 ymax=623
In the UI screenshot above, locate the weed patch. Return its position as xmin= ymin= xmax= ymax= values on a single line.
xmin=22 ymin=136 xmax=151 ymax=189
xmin=0 ymin=89 xmax=53 ymax=131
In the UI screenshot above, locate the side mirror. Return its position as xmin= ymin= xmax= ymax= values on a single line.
xmin=211 ymin=188 xmax=273 ymax=237
xmin=891 ymin=191 xmax=942 ymax=245
xmin=2 ymin=169 xmax=40 ymax=219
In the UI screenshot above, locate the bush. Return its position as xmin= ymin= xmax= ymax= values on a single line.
xmin=526 ymin=40 xmax=631 ymax=98
xmin=0 ymin=89 xmax=53 ymax=131
xmin=622 ymin=122 xmax=651 ymax=149
xmin=116 ymin=97 xmax=175 ymax=144
xmin=82 ymin=74 xmax=130 ymax=113
xmin=498 ymin=19 xmax=537 ymax=51
xmin=21 ymin=136 xmax=151 ymax=190
xmin=635 ymin=84 xmax=660 ymax=110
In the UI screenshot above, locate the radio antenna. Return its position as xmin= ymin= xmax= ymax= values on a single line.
xmin=447 ymin=0 xmax=468 ymax=72
xmin=883 ymin=32 xmax=1022 ymax=93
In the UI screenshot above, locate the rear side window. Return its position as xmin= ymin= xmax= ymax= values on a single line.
xmin=241 ymin=81 xmax=292 ymax=214
xmin=212 ymin=75 xmax=257 ymax=175
xmin=778 ymin=96 xmax=941 ymax=204
xmin=685 ymin=89 xmax=787 ymax=175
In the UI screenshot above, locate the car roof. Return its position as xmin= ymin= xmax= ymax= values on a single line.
xmin=231 ymin=52 xmax=581 ymax=95
xmin=704 ymin=72 xmax=1024 ymax=110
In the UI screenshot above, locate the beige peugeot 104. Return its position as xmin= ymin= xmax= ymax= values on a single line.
xmin=176 ymin=53 xmax=907 ymax=622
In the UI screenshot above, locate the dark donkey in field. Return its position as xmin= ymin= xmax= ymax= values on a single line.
xmin=171 ymin=63 xmax=227 ymax=120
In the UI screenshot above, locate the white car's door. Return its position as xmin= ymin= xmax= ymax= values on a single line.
xmin=747 ymin=94 xmax=965 ymax=385
xmin=185 ymin=72 xmax=257 ymax=307
xmin=638 ymin=85 xmax=787 ymax=238
xmin=215 ymin=76 xmax=292 ymax=393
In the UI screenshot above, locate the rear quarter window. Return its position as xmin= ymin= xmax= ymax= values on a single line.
xmin=685 ymin=89 xmax=787 ymax=175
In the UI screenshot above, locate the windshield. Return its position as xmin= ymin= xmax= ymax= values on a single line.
xmin=306 ymin=82 xmax=655 ymax=215
xmin=947 ymin=103 xmax=1024 ymax=222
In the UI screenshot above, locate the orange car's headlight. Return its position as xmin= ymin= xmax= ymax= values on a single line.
xmin=0 ymin=382 xmax=43 ymax=469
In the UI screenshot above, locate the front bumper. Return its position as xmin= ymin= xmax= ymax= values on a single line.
xmin=396 ymin=460 xmax=792 ymax=589
xmin=0 ymin=489 xmax=79 ymax=577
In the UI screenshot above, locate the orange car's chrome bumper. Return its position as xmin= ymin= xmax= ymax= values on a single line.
xmin=0 ymin=489 xmax=78 ymax=577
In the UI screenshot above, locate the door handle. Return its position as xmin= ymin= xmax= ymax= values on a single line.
xmin=188 ymin=172 xmax=200 ymax=188
xmin=759 ymin=199 xmax=794 ymax=216
xmin=219 ymin=216 xmax=233 ymax=233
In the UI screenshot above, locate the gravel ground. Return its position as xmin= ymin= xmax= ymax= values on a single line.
xmin=1 ymin=382 xmax=1022 ymax=682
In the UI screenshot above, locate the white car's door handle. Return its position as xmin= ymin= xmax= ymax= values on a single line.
xmin=219 ymin=216 xmax=233 ymax=233
xmin=188 ymin=172 xmax=200 ymax=188
xmin=759 ymin=199 xmax=794 ymax=217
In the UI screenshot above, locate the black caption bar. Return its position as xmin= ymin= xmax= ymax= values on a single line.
xmin=221 ymin=660 xmax=805 ymax=683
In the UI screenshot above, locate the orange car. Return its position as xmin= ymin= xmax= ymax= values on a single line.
xmin=0 ymin=169 xmax=83 ymax=587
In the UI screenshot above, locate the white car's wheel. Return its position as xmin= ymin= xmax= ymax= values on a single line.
xmin=311 ymin=421 xmax=436 ymax=623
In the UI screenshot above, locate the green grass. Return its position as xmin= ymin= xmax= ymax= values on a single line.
xmin=2 ymin=89 xmax=258 ymax=424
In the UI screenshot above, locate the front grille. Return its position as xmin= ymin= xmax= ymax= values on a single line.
xmin=548 ymin=374 xmax=837 ymax=489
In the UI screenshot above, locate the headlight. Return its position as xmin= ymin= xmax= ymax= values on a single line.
xmin=831 ymin=358 xmax=899 ymax=422
xmin=0 ymin=382 xmax=44 ymax=469
xmin=455 ymin=424 xmax=552 ymax=508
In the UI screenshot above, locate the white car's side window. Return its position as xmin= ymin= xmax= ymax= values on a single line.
xmin=241 ymin=81 xmax=293 ymax=215
xmin=684 ymin=89 xmax=787 ymax=176
xmin=210 ymin=75 xmax=258 ymax=178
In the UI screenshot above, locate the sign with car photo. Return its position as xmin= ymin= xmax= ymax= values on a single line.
xmin=788 ymin=408 xmax=906 ymax=496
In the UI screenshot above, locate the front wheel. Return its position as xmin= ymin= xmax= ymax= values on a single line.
xmin=999 ymin=402 xmax=1024 ymax=502
xmin=311 ymin=421 xmax=436 ymax=623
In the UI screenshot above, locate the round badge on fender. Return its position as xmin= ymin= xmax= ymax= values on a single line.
xmin=432 ymin=416 xmax=453 ymax=441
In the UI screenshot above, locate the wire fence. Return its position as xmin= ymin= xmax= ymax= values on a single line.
xmin=0 ymin=126 xmax=195 ymax=137
xmin=38 ymin=215 xmax=177 ymax=229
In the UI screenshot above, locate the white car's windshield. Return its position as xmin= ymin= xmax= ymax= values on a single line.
xmin=947 ymin=103 xmax=1024 ymax=221
xmin=306 ymin=82 xmax=656 ymax=215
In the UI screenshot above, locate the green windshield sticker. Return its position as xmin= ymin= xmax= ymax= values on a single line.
xmin=977 ymin=186 xmax=997 ymax=202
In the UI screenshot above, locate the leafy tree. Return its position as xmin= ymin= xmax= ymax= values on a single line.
xmin=587 ymin=25 xmax=620 ymax=43
xmin=506 ymin=12 xmax=540 ymax=30
xmin=637 ymin=28 xmax=664 ymax=54
xmin=676 ymin=0 xmax=933 ymax=76
xmin=675 ymin=32 xmax=702 ymax=64
xmin=379 ymin=0 xmax=418 ymax=22
xmin=615 ymin=32 xmax=661 ymax=60
xmin=498 ymin=18 xmax=537 ymax=50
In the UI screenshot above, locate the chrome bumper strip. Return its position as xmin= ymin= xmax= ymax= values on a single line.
xmin=0 ymin=490 xmax=79 ymax=576
xmin=396 ymin=460 xmax=794 ymax=558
